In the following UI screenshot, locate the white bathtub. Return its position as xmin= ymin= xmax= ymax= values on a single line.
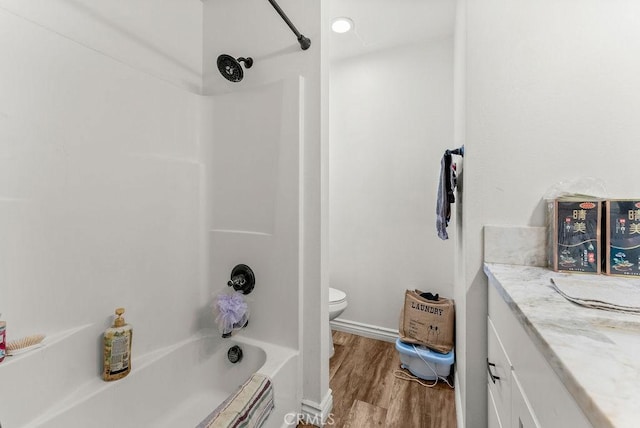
xmin=23 ymin=331 xmax=299 ymax=428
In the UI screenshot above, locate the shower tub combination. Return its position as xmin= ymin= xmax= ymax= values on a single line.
xmin=1 ymin=1 xmax=310 ymax=426
xmin=22 ymin=332 xmax=299 ymax=428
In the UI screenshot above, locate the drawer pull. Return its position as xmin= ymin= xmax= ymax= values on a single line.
xmin=487 ymin=359 xmax=501 ymax=384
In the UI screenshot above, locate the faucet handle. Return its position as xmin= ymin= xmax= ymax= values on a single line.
xmin=227 ymin=264 xmax=255 ymax=294
xmin=228 ymin=275 xmax=246 ymax=288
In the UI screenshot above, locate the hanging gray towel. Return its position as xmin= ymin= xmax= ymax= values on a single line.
xmin=436 ymin=151 xmax=456 ymax=240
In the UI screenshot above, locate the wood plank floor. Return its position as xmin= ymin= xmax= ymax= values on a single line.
xmin=299 ymin=331 xmax=456 ymax=428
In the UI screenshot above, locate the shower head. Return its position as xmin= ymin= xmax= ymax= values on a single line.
xmin=217 ymin=54 xmax=253 ymax=82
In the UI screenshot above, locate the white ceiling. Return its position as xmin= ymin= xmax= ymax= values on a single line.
xmin=328 ymin=0 xmax=456 ymax=62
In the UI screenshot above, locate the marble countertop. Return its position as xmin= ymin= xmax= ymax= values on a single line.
xmin=484 ymin=263 xmax=640 ymax=428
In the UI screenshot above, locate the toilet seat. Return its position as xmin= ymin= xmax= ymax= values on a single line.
xmin=328 ymin=287 xmax=348 ymax=358
xmin=329 ymin=287 xmax=346 ymax=305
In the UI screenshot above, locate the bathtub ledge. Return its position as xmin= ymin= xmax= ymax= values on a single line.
xmin=1 ymin=324 xmax=92 ymax=367
xmin=25 ymin=334 xmax=196 ymax=427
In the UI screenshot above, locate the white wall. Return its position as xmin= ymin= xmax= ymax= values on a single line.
xmin=329 ymin=38 xmax=455 ymax=332
xmin=452 ymin=0 xmax=467 ymax=424
xmin=457 ymin=0 xmax=640 ymax=425
xmin=0 ymin=3 xmax=202 ymax=425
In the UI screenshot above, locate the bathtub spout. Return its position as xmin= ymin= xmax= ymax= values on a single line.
xmin=221 ymin=319 xmax=249 ymax=338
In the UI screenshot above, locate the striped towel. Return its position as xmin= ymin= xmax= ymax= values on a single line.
xmin=196 ymin=373 xmax=274 ymax=428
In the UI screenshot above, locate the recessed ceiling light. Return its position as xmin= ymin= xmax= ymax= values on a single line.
xmin=331 ymin=17 xmax=354 ymax=34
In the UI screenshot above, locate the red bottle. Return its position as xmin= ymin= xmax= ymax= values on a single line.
xmin=0 ymin=318 xmax=6 ymax=363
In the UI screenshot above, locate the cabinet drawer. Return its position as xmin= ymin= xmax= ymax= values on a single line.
xmin=487 ymin=317 xmax=512 ymax=428
xmin=488 ymin=385 xmax=504 ymax=428
xmin=512 ymin=371 xmax=541 ymax=428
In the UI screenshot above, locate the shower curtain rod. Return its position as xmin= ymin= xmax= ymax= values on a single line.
xmin=267 ymin=0 xmax=311 ymax=50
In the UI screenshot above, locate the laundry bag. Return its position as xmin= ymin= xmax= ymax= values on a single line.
xmin=399 ymin=289 xmax=455 ymax=354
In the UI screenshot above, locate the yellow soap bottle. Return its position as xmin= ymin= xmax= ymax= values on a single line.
xmin=102 ymin=308 xmax=133 ymax=381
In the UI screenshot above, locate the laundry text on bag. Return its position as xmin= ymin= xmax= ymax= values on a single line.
xmin=410 ymin=302 xmax=443 ymax=316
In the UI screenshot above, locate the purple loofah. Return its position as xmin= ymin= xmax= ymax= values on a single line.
xmin=214 ymin=292 xmax=249 ymax=335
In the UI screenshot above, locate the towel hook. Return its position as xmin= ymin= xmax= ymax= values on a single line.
xmin=445 ymin=145 xmax=464 ymax=157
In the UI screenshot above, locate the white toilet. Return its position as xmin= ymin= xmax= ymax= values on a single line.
xmin=329 ymin=287 xmax=348 ymax=357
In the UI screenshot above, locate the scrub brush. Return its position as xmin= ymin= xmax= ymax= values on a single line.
xmin=6 ymin=334 xmax=45 ymax=356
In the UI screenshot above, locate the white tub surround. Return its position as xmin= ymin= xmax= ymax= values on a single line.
xmin=485 ymin=263 xmax=640 ymax=428
xmin=203 ymin=0 xmax=327 ymax=415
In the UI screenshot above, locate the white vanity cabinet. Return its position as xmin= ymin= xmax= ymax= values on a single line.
xmin=487 ymin=279 xmax=592 ymax=428
xmin=487 ymin=317 xmax=512 ymax=428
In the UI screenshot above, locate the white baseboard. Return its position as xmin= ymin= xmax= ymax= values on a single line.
xmin=455 ymin=366 xmax=464 ymax=428
xmin=330 ymin=318 xmax=398 ymax=343
xmin=301 ymin=389 xmax=333 ymax=427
